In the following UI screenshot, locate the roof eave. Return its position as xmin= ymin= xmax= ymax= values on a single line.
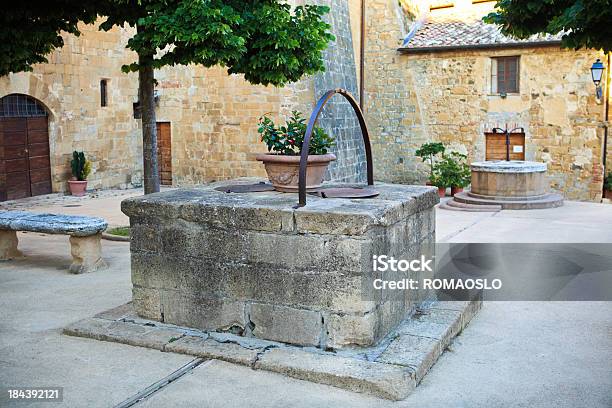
xmin=397 ymin=40 xmax=563 ymax=54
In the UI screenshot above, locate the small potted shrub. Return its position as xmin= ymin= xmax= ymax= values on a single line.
xmin=432 ymin=152 xmax=470 ymax=197
xmin=415 ymin=142 xmax=445 ymax=185
xmin=449 ymin=152 xmax=471 ymax=196
xmin=68 ymin=151 xmax=91 ymax=196
xmin=429 ymin=172 xmax=448 ymax=198
xmin=604 ymin=172 xmax=612 ymax=200
xmin=256 ymin=111 xmax=336 ymax=192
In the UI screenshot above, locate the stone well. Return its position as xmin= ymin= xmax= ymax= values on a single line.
xmin=121 ymin=180 xmax=438 ymax=349
xmin=453 ymin=160 xmax=564 ymax=209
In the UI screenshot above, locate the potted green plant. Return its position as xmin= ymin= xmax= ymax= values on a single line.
xmin=256 ymin=111 xmax=336 ymax=192
xmin=604 ymin=172 xmax=612 ymax=200
xmin=68 ymin=151 xmax=92 ymax=196
xmin=431 ymin=152 xmax=471 ymax=198
xmin=429 ymin=172 xmax=448 ymax=198
xmin=448 ymin=152 xmax=471 ymax=196
xmin=415 ymin=142 xmax=445 ymax=185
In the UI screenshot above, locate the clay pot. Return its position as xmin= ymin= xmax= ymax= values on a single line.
xmin=437 ymin=187 xmax=447 ymax=198
xmin=255 ymin=153 xmax=336 ymax=192
xmin=605 ymin=189 xmax=612 ymax=200
xmin=68 ymin=180 xmax=88 ymax=196
xmin=451 ymin=186 xmax=464 ymax=196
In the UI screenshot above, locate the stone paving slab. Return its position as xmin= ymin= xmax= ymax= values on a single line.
xmin=63 ymin=298 xmax=481 ymax=401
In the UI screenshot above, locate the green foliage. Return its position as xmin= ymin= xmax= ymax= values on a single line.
xmin=1 ymin=1 xmax=334 ymax=86
xmin=103 ymin=1 xmax=334 ymax=86
xmin=258 ymin=111 xmax=335 ymax=156
xmin=71 ymin=151 xmax=92 ymax=181
xmin=107 ymin=226 xmax=130 ymax=237
xmin=415 ymin=142 xmax=446 ymax=178
xmin=0 ymin=2 xmax=100 ymax=76
xmin=431 ymin=152 xmax=471 ymax=188
xmin=604 ymin=172 xmax=612 ymax=191
xmin=484 ymin=0 xmax=612 ymax=53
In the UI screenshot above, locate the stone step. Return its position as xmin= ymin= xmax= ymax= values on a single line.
xmin=454 ymin=191 xmax=564 ymax=210
xmin=64 ymin=299 xmax=482 ymax=401
xmin=466 ymin=191 xmax=553 ymax=202
xmin=439 ymin=200 xmax=501 ymax=212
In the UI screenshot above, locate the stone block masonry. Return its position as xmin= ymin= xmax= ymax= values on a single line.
xmin=122 ymin=179 xmax=438 ymax=349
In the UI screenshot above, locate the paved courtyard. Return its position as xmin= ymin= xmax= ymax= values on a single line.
xmin=1 ymin=190 xmax=611 ymax=407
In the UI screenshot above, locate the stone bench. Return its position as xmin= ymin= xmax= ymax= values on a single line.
xmin=0 ymin=211 xmax=108 ymax=273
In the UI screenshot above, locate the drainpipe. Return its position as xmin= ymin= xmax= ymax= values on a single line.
xmin=359 ymin=0 xmax=365 ymax=111
xmin=603 ymin=53 xmax=610 ymax=194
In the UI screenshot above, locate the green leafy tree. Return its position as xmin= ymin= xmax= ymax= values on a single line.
xmin=415 ymin=142 xmax=445 ymax=179
xmin=1 ymin=1 xmax=334 ymax=193
xmin=484 ymin=0 xmax=612 ymax=52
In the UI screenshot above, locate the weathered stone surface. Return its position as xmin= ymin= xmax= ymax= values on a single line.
xmin=396 ymin=308 xmax=462 ymax=350
xmin=0 ymin=211 xmax=107 ymax=236
xmin=165 ymin=336 xmax=259 ymax=366
xmin=160 ymin=292 xmax=246 ymax=333
xmin=63 ymin=318 xmax=184 ymax=351
xmin=94 ymin=302 xmax=137 ymax=321
xmin=124 ymin=181 xmax=438 ymax=348
xmin=0 ymin=230 xmax=23 ymax=260
xmin=69 ymin=234 xmax=106 ymax=274
xmin=64 ymin=298 xmax=481 ymax=401
xmin=376 ymin=334 xmax=441 ymax=383
xmin=325 ymin=311 xmax=379 ymax=349
xmin=254 ymin=348 xmax=416 ymax=401
xmin=249 ymin=303 xmax=322 ymax=347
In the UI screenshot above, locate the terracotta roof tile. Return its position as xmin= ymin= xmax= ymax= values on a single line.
xmin=401 ymin=11 xmax=562 ymax=50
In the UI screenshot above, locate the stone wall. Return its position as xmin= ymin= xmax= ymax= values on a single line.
xmin=314 ymin=0 xmax=367 ymax=183
xmin=363 ymin=0 xmax=609 ymax=201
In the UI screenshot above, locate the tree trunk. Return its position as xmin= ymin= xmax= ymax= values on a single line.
xmin=138 ymin=54 xmax=160 ymax=194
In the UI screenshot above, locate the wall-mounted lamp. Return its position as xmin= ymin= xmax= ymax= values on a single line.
xmin=591 ymin=58 xmax=605 ymax=101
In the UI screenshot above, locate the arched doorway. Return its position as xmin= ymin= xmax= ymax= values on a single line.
xmin=0 ymin=94 xmax=52 ymax=201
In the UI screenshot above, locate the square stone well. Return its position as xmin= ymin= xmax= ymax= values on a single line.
xmin=121 ymin=180 xmax=438 ymax=349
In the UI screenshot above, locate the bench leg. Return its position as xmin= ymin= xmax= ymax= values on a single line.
xmin=0 ymin=230 xmax=24 ymax=260
xmin=69 ymin=233 xmax=107 ymax=274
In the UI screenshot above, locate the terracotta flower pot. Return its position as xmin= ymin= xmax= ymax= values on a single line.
xmin=451 ymin=186 xmax=464 ymax=196
xmin=605 ymin=189 xmax=612 ymax=200
xmin=437 ymin=187 xmax=446 ymax=198
xmin=68 ymin=180 xmax=88 ymax=196
xmin=255 ymin=153 xmax=336 ymax=192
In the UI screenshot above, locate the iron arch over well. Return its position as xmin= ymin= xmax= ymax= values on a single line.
xmin=0 ymin=94 xmax=52 ymax=201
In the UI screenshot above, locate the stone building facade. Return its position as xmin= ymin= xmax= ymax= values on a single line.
xmin=0 ymin=0 xmax=365 ymax=201
xmin=364 ymin=0 xmax=610 ymax=201
xmin=1 ymin=0 xmax=610 ymax=201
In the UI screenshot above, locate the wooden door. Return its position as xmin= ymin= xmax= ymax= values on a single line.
xmin=485 ymin=133 xmax=525 ymax=161
xmin=0 ymin=116 xmax=52 ymax=201
xmin=156 ymin=122 xmax=172 ymax=185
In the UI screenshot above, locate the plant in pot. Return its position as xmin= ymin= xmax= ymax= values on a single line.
xmin=256 ymin=111 xmax=336 ymax=192
xmin=68 ymin=151 xmax=91 ymax=196
xmin=604 ymin=172 xmax=612 ymax=200
xmin=429 ymin=171 xmax=448 ymax=198
xmin=448 ymin=152 xmax=471 ymax=196
xmin=415 ymin=142 xmax=445 ymax=185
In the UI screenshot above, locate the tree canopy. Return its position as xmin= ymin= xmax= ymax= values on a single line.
xmin=0 ymin=2 xmax=100 ymax=76
xmin=2 ymin=1 xmax=334 ymax=87
xmin=484 ymin=0 xmax=612 ymax=53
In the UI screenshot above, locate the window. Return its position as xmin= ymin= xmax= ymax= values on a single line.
xmin=100 ymin=79 xmax=108 ymax=107
xmin=491 ymin=56 xmax=520 ymax=94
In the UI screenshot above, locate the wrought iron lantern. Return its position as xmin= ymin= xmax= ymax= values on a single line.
xmin=591 ymin=59 xmax=605 ymax=100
